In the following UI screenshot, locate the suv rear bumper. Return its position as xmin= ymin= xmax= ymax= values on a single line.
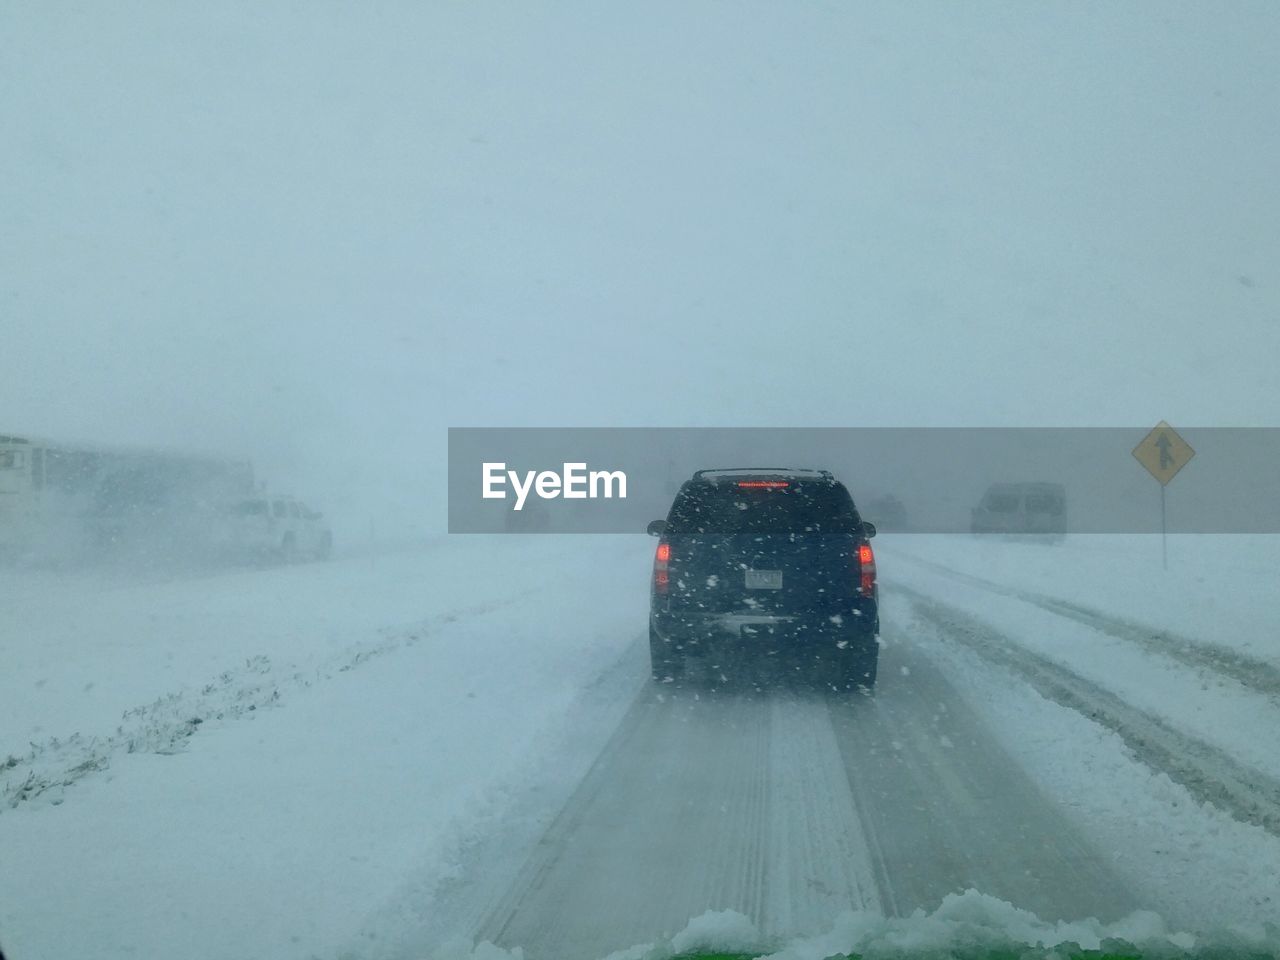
xmin=652 ymin=602 xmax=878 ymax=656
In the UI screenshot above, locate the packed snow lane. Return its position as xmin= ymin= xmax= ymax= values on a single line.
xmin=886 ymin=546 xmax=1280 ymax=699
xmin=872 ymin=536 xmax=1280 ymax=829
xmin=877 ymin=535 xmax=1280 ymax=669
xmin=476 ymin=690 xmax=882 ymax=959
xmin=885 ymin=588 xmax=1280 ymax=931
xmin=463 ymin=639 xmax=1135 ymax=960
xmin=825 ymin=644 xmax=1134 ymax=923
xmin=895 ymin=584 xmax=1280 ymax=836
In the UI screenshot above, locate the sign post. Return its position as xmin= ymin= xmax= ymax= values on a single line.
xmin=1161 ymin=484 xmax=1167 ymax=568
xmin=1131 ymin=421 xmax=1195 ymax=569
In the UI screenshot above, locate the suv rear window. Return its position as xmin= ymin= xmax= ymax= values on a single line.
xmin=667 ymin=480 xmax=861 ymax=535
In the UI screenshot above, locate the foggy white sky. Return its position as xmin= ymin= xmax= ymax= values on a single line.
xmin=3 ymin=2 xmax=1277 ymax=526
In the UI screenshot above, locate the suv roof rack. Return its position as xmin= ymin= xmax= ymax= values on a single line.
xmin=692 ymin=467 xmax=834 ymax=481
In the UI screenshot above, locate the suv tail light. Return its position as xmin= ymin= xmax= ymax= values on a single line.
xmin=857 ymin=542 xmax=876 ymax=596
xmin=654 ymin=540 xmax=671 ymax=595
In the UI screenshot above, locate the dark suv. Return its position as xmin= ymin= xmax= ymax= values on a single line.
xmin=647 ymin=468 xmax=879 ymax=690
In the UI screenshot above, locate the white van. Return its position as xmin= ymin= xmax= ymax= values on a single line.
xmin=224 ymin=496 xmax=332 ymax=561
xmin=970 ymin=482 xmax=1067 ymax=538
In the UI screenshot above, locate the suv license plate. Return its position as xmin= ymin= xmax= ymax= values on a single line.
xmin=745 ymin=569 xmax=783 ymax=590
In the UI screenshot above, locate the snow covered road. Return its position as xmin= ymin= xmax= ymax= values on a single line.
xmin=5 ymin=535 xmax=1280 ymax=960
xmin=449 ymin=637 xmax=1138 ymax=960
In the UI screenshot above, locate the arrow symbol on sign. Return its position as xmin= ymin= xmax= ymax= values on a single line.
xmin=1155 ymin=432 xmax=1174 ymax=470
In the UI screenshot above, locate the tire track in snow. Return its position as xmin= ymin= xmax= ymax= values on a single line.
xmin=897 ymin=584 xmax=1280 ymax=837
xmin=364 ymin=633 xmax=653 ymax=959
xmin=888 ymin=549 xmax=1280 ymax=701
xmin=464 ymin=636 xmax=1132 ymax=959
xmin=476 ymin=688 xmax=882 ymax=960
xmin=826 ymin=642 xmax=1135 ymax=923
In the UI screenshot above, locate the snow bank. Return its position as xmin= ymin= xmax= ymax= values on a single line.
xmin=531 ymin=892 xmax=1278 ymax=960
xmin=0 ymin=536 xmax=654 ymax=960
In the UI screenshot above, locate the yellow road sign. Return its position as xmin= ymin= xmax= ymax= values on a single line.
xmin=1132 ymin=421 xmax=1195 ymax=486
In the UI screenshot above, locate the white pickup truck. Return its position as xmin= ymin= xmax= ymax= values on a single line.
xmin=222 ymin=496 xmax=332 ymax=562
